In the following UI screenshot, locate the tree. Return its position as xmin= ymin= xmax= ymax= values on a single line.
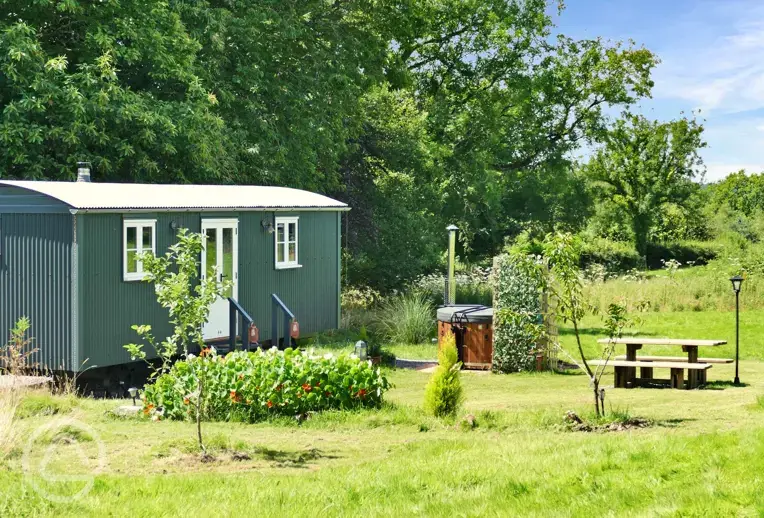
xmin=0 ymin=2 xmax=227 ymax=181
xmin=542 ymin=233 xmax=628 ymax=417
xmin=583 ymin=113 xmax=706 ymax=256
xmin=386 ymin=0 xmax=658 ymax=256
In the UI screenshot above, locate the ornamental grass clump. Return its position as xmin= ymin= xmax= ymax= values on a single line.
xmin=423 ymin=330 xmax=464 ymax=418
xmin=374 ymin=293 xmax=434 ymax=344
xmin=142 ymin=348 xmax=390 ymax=423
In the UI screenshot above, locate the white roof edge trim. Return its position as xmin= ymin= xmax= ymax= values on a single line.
xmin=0 ymin=180 xmax=348 ymax=210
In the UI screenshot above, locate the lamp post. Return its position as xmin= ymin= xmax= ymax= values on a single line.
xmin=730 ymin=275 xmax=744 ymax=385
xmin=446 ymin=225 xmax=458 ymax=305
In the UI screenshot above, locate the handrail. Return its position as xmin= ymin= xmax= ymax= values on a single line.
xmin=271 ymin=293 xmax=295 ymax=349
xmin=228 ymin=297 xmax=256 ymax=352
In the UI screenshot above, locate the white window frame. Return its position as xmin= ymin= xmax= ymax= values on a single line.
xmin=274 ymin=216 xmax=301 ymax=269
xmin=123 ymin=219 xmax=157 ymax=281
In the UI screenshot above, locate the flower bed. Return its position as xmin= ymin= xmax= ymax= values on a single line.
xmin=143 ymin=348 xmax=390 ymax=422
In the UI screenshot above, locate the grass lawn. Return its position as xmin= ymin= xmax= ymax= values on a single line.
xmin=560 ymin=309 xmax=764 ymax=361
xmin=3 ymin=356 xmax=764 ymax=516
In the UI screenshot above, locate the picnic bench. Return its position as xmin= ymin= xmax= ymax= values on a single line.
xmin=591 ymin=338 xmax=729 ymax=389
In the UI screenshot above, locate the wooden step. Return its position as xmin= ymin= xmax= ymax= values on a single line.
xmin=615 ymin=355 xmax=733 ymax=364
xmin=589 ymin=359 xmax=712 ymax=370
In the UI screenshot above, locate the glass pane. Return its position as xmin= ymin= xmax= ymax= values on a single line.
xmin=277 ymin=223 xmax=285 ymax=244
xmin=288 ymin=222 xmax=296 ymax=242
xmin=126 ymin=250 xmax=138 ymax=273
xmin=222 ymin=228 xmax=233 ymax=298
xmin=126 ymin=226 xmax=137 ymax=250
xmin=277 ymin=242 xmax=285 ymax=263
xmin=142 ymin=226 xmax=153 ymax=252
xmin=288 ymin=242 xmax=296 ymax=262
xmin=205 ymin=228 xmax=218 ymax=280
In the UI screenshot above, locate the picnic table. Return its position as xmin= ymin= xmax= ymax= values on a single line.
xmin=591 ymin=338 xmax=729 ymax=389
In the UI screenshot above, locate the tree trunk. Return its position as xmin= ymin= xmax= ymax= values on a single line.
xmin=593 ymin=380 xmax=601 ymax=417
xmin=196 ymin=377 xmax=205 ymax=454
xmin=632 ymin=214 xmax=651 ymax=259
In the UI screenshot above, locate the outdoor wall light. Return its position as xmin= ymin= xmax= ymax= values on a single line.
xmin=128 ymin=387 xmax=138 ymax=406
xmin=730 ymin=275 xmax=744 ymax=385
xmin=261 ymin=219 xmax=275 ymax=234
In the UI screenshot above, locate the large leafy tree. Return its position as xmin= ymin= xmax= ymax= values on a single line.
xmin=583 ymin=113 xmax=706 ymax=255
xmin=385 ymin=0 xmax=657 ymax=257
xmin=172 ymin=0 xmax=397 ymax=192
xmin=0 ymin=0 xmax=227 ymax=181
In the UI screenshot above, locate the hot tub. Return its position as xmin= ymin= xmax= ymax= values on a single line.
xmin=437 ymin=305 xmax=494 ymax=370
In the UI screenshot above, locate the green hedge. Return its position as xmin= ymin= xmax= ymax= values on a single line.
xmin=579 ymin=238 xmax=720 ymax=272
xmin=644 ymin=241 xmax=719 ymax=269
xmin=491 ymin=255 xmax=543 ymax=373
xmin=579 ymin=238 xmax=642 ymax=271
xmin=143 ymin=348 xmax=390 ymax=422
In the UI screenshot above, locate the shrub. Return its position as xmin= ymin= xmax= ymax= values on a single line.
xmin=142 ymin=348 xmax=390 ymax=422
xmin=340 ymin=285 xmax=380 ymax=329
xmin=492 ymin=254 xmax=545 ymax=373
xmin=374 ymin=293 xmax=434 ymax=344
xmin=579 ymin=238 xmax=642 ymax=272
xmin=644 ymin=241 xmax=719 ymax=269
xmin=410 ymin=268 xmax=493 ymax=307
xmin=423 ymin=331 xmax=463 ymax=418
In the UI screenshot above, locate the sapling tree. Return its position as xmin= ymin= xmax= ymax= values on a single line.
xmin=542 ymin=233 xmax=630 ymax=417
xmin=125 ymin=229 xmax=230 ymax=378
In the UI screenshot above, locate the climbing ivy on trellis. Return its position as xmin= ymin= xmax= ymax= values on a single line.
xmin=491 ymin=254 xmax=547 ymax=373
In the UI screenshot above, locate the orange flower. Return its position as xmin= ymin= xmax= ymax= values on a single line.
xmin=301 ymin=383 xmax=312 ymax=392
xmin=325 ymin=391 xmax=331 ymax=397
xmin=229 ymin=390 xmax=241 ymax=403
xmin=357 ymin=389 xmax=367 ymax=398
xmin=183 ymin=397 xmax=190 ymax=405
xmin=266 ymin=401 xmax=273 ymax=409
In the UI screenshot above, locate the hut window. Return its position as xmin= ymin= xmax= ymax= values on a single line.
xmin=274 ymin=216 xmax=300 ymax=269
xmin=123 ymin=219 xmax=156 ymax=281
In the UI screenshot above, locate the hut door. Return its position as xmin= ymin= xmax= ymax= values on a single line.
xmin=201 ymin=219 xmax=239 ymax=341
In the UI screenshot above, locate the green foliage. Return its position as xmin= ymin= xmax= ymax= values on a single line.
xmin=124 ymin=229 xmax=229 ymax=378
xmin=579 ymin=238 xmax=643 ymax=272
xmin=708 ymin=170 xmax=764 ymax=217
xmin=374 ymin=294 xmax=434 ymax=345
xmin=0 ymin=5 xmax=225 ymax=180
xmin=584 ymin=113 xmax=706 ymax=256
xmin=492 ymin=254 xmax=545 ymax=373
xmin=142 ymin=348 xmax=390 ymax=422
xmin=409 ymin=268 xmax=493 ymax=307
xmin=423 ymin=331 xmax=463 ymax=418
xmin=644 ymin=241 xmax=719 ymax=269
xmin=1 ymin=317 xmax=38 ymax=375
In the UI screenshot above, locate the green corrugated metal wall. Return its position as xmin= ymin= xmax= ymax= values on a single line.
xmin=77 ymin=211 xmax=341 ymax=370
xmin=0 ymin=213 xmax=74 ymax=371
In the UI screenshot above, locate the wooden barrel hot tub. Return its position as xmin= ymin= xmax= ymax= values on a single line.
xmin=437 ymin=305 xmax=494 ymax=370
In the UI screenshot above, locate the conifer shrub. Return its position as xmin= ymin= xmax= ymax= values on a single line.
xmin=423 ymin=330 xmax=464 ymax=418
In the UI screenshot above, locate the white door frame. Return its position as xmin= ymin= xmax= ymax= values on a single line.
xmin=201 ymin=218 xmax=239 ymax=340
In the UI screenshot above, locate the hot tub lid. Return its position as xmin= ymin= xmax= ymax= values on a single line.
xmin=437 ymin=305 xmax=493 ymax=323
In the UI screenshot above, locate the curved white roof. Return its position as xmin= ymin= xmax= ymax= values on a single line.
xmin=0 ymin=180 xmax=348 ymax=211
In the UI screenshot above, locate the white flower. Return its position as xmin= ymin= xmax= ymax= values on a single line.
xmin=187 ymin=353 xmax=196 ymax=360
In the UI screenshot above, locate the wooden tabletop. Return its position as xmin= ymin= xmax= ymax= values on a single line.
xmin=596 ymin=338 xmax=727 ymax=346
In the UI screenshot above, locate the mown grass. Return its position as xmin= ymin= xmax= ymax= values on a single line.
xmin=3 ymin=357 xmax=764 ymax=516
xmin=559 ymin=309 xmax=764 ymax=361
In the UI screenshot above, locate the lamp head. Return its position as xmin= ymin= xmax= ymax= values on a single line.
xmin=730 ymin=275 xmax=744 ymax=294
xmin=128 ymin=387 xmax=138 ymax=398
